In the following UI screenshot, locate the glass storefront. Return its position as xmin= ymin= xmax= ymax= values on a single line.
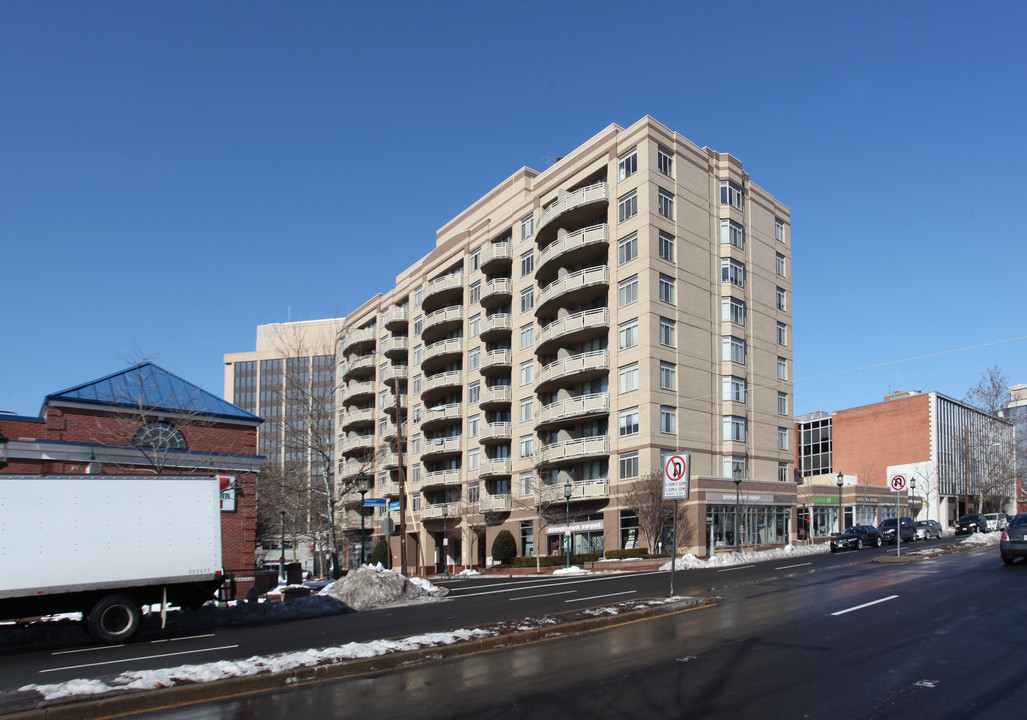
xmin=707 ymin=504 xmax=791 ymax=551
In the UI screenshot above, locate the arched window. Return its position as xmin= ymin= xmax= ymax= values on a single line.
xmin=132 ymin=422 xmax=187 ymax=451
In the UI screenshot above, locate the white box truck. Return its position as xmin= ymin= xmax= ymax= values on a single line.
xmin=0 ymin=475 xmax=224 ymax=643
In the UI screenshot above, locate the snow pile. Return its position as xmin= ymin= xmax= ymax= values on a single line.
xmin=456 ymin=568 xmax=480 ymax=577
xmin=660 ymin=543 xmax=830 ymax=571
xmin=958 ymin=531 xmax=1001 ymax=546
xmin=318 ymin=564 xmax=448 ymax=610
xmin=552 ymin=565 xmax=588 ymax=575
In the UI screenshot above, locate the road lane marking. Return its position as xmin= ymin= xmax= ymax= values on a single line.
xmin=52 ymin=645 xmax=126 ymax=655
xmin=775 ymin=562 xmax=811 ymax=570
xmin=831 ymin=595 xmax=899 ymax=616
xmin=453 ymin=574 xmax=636 ymax=599
xmin=41 ymin=645 xmax=239 ymax=673
xmin=509 ymin=590 xmax=577 ymax=601
xmin=150 ymin=633 xmax=216 ymax=644
xmin=565 ymin=590 xmax=636 ymax=603
xmin=717 ymin=565 xmax=755 ymax=572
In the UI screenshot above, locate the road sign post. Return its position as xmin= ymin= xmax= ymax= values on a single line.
xmin=889 ymin=474 xmax=908 ymax=557
xmin=663 ymin=452 xmax=691 ymax=597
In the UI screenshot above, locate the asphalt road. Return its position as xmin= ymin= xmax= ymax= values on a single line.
xmin=134 ymin=541 xmax=1026 ymax=719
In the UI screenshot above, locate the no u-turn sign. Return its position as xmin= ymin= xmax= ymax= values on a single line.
xmin=663 ymin=452 xmax=691 ymax=500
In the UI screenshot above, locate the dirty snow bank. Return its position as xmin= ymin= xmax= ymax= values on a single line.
xmin=318 ymin=563 xmax=448 ymax=610
xmin=661 ymin=543 xmax=830 ymax=571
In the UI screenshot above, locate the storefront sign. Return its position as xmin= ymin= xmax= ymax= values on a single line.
xmin=217 ymin=475 xmax=236 ymax=512
xmin=709 ymin=492 xmax=776 ymax=505
xmin=547 ymin=521 xmax=603 ymax=535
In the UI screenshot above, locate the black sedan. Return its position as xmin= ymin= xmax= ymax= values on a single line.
xmin=1000 ymin=514 xmax=1027 ymax=564
xmin=955 ymin=514 xmax=989 ymax=535
xmin=830 ymin=525 xmax=884 ymax=552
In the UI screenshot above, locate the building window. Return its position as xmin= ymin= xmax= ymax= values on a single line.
xmin=618 ymin=233 xmax=638 ymax=264
xmin=469 ymin=381 xmax=480 ymax=404
xmin=619 ymin=451 xmax=639 ymax=479
xmin=519 ymin=360 xmax=534 ymax=385
xmin=412 ymin=374 xmax=422 ymax=394
xmin=658 ymin=231 xmax=675 ymax=262
xmin=619 ymin=276 xmax=639 ymax=306
xmin=469 ymin=314 xmax=481 ymax=337
xmin=657 ymin=145 xmax=673 ymax=176
xmin=133 ymin=422 xmax=187 ymax=451
xmin=520 ymin=435 xmax=534 ymax=458
xmin=776 ymin=287 xmax=787 ymax=311
xmin=778 ymin=427 xmax=789 ymax=450
xmin=520 ymin=287 xmax=534 ymax=312
xmin=521 ymin=250 xmax=534 ymax=276
xmin=520 ymin=473 xmax=533 ymax=497
xmin=660 ymin=405 xmax=676 ymax=433
xmin=724 ymin=456 xmax=746 ymax=479
xmin=778 ymin=462 xmax=789 ymax=482
xmin=618 ymin=147 xmax=637 ymax=180
xmin=519 ymin=397 xmax=533 ymax=423
xmin=657 ymin=188 xmax=674 ymax=219
xmin=777 ymin=357 xmax=788 ymax=380
xmin=723 ymin=375 xmax=746 ymax=403
xmin=658 ymin=273 xmax=675 ymax=304
xmin=775 ymin=218 xmax=786 ymax=243
xmin=776 ymin=253 xmax=787 ymax=277
xmin=722 ymin=258 xmax=745 ymax=287
xmin=413 ymin=286 xmax=423 ymax=306
xmin=413 ymin=316 xmax=423 ymax=335
xmin=521 ymin=214 xmax=534 ymax=240
xmin=470 ymin=249 xmax=481 ymax=271
xmin=468 ymin=414 xmax=480 ymax=437
xmin=778 ymin=392 xmax=788 ymax=415
xmin=618 ymin=190 xmax=638 ymax=222
xmin=659 ymin=361 xmax=676 ymax=390
xmin=469 ymin=281 xmax=481 ymax=305
xmin=777 ymin=322 xmax=788 ymax=346
xmin=468 ymin=482 xmax=480 ymax=503
xmin=619 ymin=407 xmax=639 ymax=436
xmin=720 ymin=219 xmax=745 ymax=249
xmin=720 ymin=180 xmax=744 ymax=210
xmin=520 ymin=323 xmax=534 ymax=348
xmin=723 ymin=336 xmax=746 ymax=364
xmin=722 ymin=297 xmax=746 ymax=326
xmin=468 ymin=347 xmax=481 ymax=371
xmin=468 ymin=448 xmax=480 ymax=470
xmin=413 ymin=345 xmax=423 ymax=365
xmin=724 ymin=415 xmax=746 ymax=442
xmin=659 ymin=317 xmax=675 ymax=347
xmin=619 ymin=362 xmax=639 ymax=393
xmin=619 ymin=318 xmax=639 ymax=349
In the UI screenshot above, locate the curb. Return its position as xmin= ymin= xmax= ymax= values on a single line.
xmin=1 ymin=597 xmax=714 ymax=719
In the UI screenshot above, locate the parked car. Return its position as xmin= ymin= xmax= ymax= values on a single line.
xmin=955 ymin=514 xmax=990 ymax=535
xmin=914 ymin=519 xmax=943 ymax=540
xmin=879 ymin=517 xmax=916 ymax=544
xmin=1000 ymin=514 xmax=1027 ymax=564
xmin=830 ymin=525 xmax=884 ymax=552
xmin=984 ymin=513 xmax=1008 ymax=532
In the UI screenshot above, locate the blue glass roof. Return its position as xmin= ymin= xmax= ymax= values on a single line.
xmin=45 ymin=363 xmax=261 ymax=421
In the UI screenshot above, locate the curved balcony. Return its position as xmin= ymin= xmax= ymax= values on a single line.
xmin=536 ymin=182 xmax=608 ymax=241
xmin=421 ymin=502 xmax=461 ymax=519
xmin=341 ymin=433 xmax=375 ymax=457
xmin=480 ymin=493 xmax=512 ymax=512
xmin=536 ymin=308 xmax=609 ymax=354
xmin=480 ymin=278 xmax=513 ymax=309
xmin=480 ymin=313 xmax=512 ymax=341
xmin=480 ymin=349 xmax=512 ymax=375
xmin=337 ymin=507 xmax=365 ymax=531
xmin=381 ymin=480 xmax=401 ymax=499
xmin=341 ymin=380 xmax=375 ymax=404
xmin=380 ymin=335 xmax=410 ymax=359
xmin=421 ymin=338 xmax=463 ymax=371
xmin=380 ymin=450 xmax=400 ymax=469
xmin=537 ymin=224 xmax=608 ymax=278
xmin=342 ymin=327 xmax=376 ymax=357
xmin=480 ymin=240 xmax=513 ymax=272
xmin=422 ymin=273 xmax=464 ymax=313
xmin=381 ymin=365 xmax=408 ymax=386
xmin=422 ymin=306 xmax=464 ymax=343
xmin=382 ymin=306 xmax=409 ymax=331
xmin=537 ymin=478 xmax=610 ymax=504
xmin=535 ymin=350 xmax=609 ymax=394
xmin=338 ymin=460 xmax=364 ymax=484
xmin=479 ymin=421 xmax=512 ymax=444
xmin=342 ymin=354 xmax=375 ymax=381
xmin=421 ymin=370 xmax=463 ymax=401
xmin=479 ymin=385 xmax=512 ymax=408
xmin=536 ymin=266 xmax=609 ymax=315
xmin=534 ymin=393 xmax=609 ymax=430
xmin=421 ymin=402 xmax=462 ymax=431
xmin=420 ymin=468 xmax=462 ymax=490
xmin=479 ymin=459 xmax=512 ymax=478
xmin=535 ymin=435 xmax=610 ymax=468
xmin=341 ymin=407 xmax=374 ymax=432
xmin=421 ymin=435 xmax=462 ymax=460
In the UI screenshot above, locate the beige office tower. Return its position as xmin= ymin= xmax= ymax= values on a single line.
xmin=337 ymin=116 xmax=793 ymax=573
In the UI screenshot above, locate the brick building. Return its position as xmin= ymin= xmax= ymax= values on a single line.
xmin=0 ymin=363 xmax=264 ymax=580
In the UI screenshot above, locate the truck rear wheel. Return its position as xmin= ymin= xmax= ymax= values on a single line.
xmin=86 ymin=594 xmax=142 ymax=643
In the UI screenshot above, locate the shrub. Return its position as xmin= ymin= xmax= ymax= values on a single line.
xmin=513 ymin=553 xmax=600 ymax=567
xmin=605 ymin=548 xmax=649 ymax=560
xmin=491 ymin=530 xmax=517 ymax=564
xmin=371 ymin=540 xmax=390 ymax=566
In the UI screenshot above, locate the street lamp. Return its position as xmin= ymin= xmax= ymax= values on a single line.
xmin=357 ymin=473 xmax=368 ymax=566
xmin=279 ymin=509 xmax=286 ymax=584
xmin=836 ymin=473 xmax=845 ymax=534
xmin=564 ymin=480 xmax=573 ymax=568
xmin=909 ymin=477 xmax=917 ymax=520
xmin=734 ymin=474 xmax=742 ymax=552
xmin=441 ymin=502 xmax=449 ymax=578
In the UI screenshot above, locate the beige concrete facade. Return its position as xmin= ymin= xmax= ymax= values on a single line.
xmin=336 ymin=117 xmax=794 ymax=573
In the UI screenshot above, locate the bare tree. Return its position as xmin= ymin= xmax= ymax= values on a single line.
xmin=623 ymin=471 xmax=674 ymax=553
xmin=963 ymin=367 xmax=1017 ymax=513
xmin=508 ymin=460 xmax=574 ymax=573
xmin=964 ymin=366 xmax=1011 ymax=416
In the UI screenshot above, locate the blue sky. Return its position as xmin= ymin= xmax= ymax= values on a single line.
xmin=2 ymin=1 xmax=1025 ymax=419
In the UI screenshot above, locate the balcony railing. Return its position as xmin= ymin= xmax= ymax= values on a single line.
xmin=535 ymin=393 xmax=609 ymax=428
xmin=480 ymin=493 xmax=512 ymax=512
xmin=421 ymin=436 xmax=462 ymax=458
xmin=537 ymin=183 xmax=608 ymax=233
xmin=537 ymin=478 xmax=610 ymax=504
xmin=479 ymin=421 xmax=512 ymax=443
xmin=538 ymin=224 xmax=608 ymax=271
xmin=537 ymin=266 xmax=609 ymax=309
xmin=423 ymin=370 xmax=463 ymax=394
xmin=479 ymin=459 xmax=512 ymax=478
xmin=480 ymin=240 xmax=512 ymax=269
xmin=340 ymin=433 xmax=375 ymax=455
xmin=480 ymin=349 xmax=512 ymax=372
xmin=479 ymin=385 xmax=512 ymax=406
xmin=480 ymin=277 xmax=513 ymax=306
xmin=423 ymin=306 xmax=463 ymax=334
xmin=480 ymin=314 xmax=512 ymax=336
xmin=420 ymin=469 xmax=462 ymax=489
xmin=422 ymin=402 xmax=463 ymax=427
xmin=423 ymin=338 xmax=463 ymax=365
xmin=536 ymin=308 xmax=609 ymax=348
xmin=341 ymin=380 xmax=375 ymax=402
xmin=380 ymin=336 xmax=410 ymax=357
xmin=341 ymin=407 xmax=374 ymax=431
xmin=536 ymin=350 xmax=609 ymax=388
xmin=342 ymin=354 xmax=375 ymax=380
xmin=381 ymin=365 xmax=409 ymax=385
xmin=342 ymin=327 xmax=376 ymax=355
xmin=382 ymin=306 xmax=409 ymax=329
xmin=424 ymin=273 xmax=464 ymax=303
xmin=536 ymin=435 xmax=610 ymax=466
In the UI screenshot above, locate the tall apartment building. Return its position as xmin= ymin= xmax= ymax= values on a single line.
xmin=337 ymin=117 xmax=793 ymax=572
xmin=224 ymin=318 xmax=345 ymax=572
